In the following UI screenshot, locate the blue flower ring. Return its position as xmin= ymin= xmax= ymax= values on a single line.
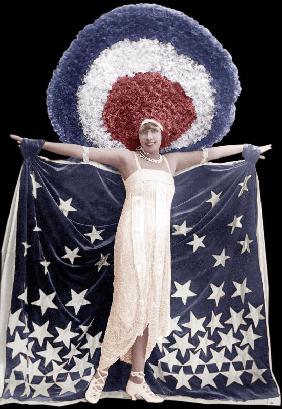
xmin=46 ymin=4 xmax=241 ymax=153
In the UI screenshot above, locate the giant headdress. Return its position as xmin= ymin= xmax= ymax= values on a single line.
xmin=46 ymin=3 xmax=241 ymax=152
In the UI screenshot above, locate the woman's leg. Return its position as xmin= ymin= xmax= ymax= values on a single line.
xmin=129 ymin=324 xmax=149 ymax=384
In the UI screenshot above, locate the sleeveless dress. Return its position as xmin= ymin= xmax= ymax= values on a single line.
xmin=98 ymin=152 xmax=176 ymax=369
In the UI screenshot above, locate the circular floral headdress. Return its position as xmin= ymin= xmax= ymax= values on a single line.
xmin=47 ymin=3 xmax=241 ymax=153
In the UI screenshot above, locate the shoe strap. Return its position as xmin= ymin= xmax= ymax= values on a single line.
xmin=90 ymin=368 xmax=108 ymax=392
xmin=131 ymin=370 xmax=145 ymax=379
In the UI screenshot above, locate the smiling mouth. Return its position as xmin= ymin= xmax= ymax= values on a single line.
xmin=146 ymin=142 xmax=155 ymax=146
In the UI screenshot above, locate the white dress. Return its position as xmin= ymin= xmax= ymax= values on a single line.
xmin=97 ymin=151 xmax=176 ymax=369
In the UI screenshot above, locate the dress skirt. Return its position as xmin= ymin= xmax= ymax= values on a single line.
xmin=98 ymin=155 xmax=175 ymax=369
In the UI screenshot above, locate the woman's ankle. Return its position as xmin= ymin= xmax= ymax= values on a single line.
xmin=129 ymin=369 xmax=145 ymax=384
xmin=129 ymin=374 xmax=143 ymax=384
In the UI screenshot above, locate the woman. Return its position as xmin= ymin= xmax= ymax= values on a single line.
xmin=9 ymin=120 xmax=272 ymax=403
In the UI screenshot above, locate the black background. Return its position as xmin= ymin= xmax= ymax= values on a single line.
xmin=0 ymin=1 xmax=280 ymax=405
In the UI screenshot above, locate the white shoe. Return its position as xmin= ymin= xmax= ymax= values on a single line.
xmin=126 ymin=370 xmax=164 ymax=403
xmin=85 ymin=367 xmax=108 ymax=404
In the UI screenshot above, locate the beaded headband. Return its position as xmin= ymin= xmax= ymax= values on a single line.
xmin=139 ymin=119 xmax=164 ymax=132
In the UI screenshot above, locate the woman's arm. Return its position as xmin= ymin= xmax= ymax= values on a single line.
xmin=42 ymin=141 xmax=83 ymax=158
xmin=9 ymin=134 xmax=128 ymax=168
xmin=10 ymin=134 xmax=84 ymax=158
xmin=170 ymin=143 xmax=272 ymax=173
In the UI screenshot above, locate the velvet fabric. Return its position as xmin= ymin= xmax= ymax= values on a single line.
xmin=0 ymin=140 xmax=280 ymax=405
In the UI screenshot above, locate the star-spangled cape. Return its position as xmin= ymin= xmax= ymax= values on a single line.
xmin=0 ymin=141 xmax=280 ymax=405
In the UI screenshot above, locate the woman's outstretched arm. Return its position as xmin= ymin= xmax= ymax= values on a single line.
xmin=9 ymin=134 xmax=128 ymax=168
xmin=170 ymin=143 xmax=272 ymax=173
xmin=207 ymin=144 xmax=271 ymax=161
xmin=10 ymin=134 xmax=84 ymax=158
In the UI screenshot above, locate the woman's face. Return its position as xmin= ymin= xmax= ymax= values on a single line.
xmin=138 ymin=125 xmax=162 ymax=154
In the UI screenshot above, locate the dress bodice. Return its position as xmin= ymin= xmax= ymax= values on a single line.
xmin=122 ymin=152 xmax=175 ymax=191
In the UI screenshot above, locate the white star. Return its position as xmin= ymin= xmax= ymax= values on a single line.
xmin=207 ymin=282 xmax=225 ymax=307
xmin=195 ymin=366 xmax=219 ymax=388
xmin=222 ymin=367 xmax=244 ymax=386
xmin=53 ymin=321 xmax=80 ymax=348
xmin=187 ymin=233 xmax=206 ymax=252
xmin=246 ymin=361 xmax=267 ymax=384
xmin=224 ymin=307 xmax=247 ymax=332
xmin=212 ymin=248 xmax=230 ymax=267
xmin=206 ymin=190 xmax=222 ymax=207
xmin=63 ymin=343 xmax=85 ymax=366
xmin=159 ymin=348 xmax=181 ymax=372
xmin=170 ymin=315 xmax=183 ymax=334
xmin=169 ymin=333 xmax=195 ymax=358
xmin=172 ymin=220 xmax=193 ymax=236
xmin=25 ymin=354 xmax=44 ymax=381
xmin=49 ymin=360 xmax=70 ymax=381
xmin=3 ymin=372 xmax=25 ymax=396
xmin=80 ymin=331 xmax=103 ymax=359
xmin=11 ymin=354 xmax=28 ymax=378
xmin=182 ymin=311 xmax=206 ymax=337
xmin=232 ymin=345 xmax=253 ymax=368
xmin=171 ymin=280 xmax=197 ymax=305
xmin=36 ymin=340 xmax=64 ymax=367
xmin=217 ymin=328 xmax=241 ymax=353
xmin=240 ymin=324 xmax=262 ymax=350
xmin=206 ymin=347 xmax=230 ymax=371
xmin=237 ymin=233 xmax=253 ymax=254
xmin=84 ymin=225 xmax=105 ymax=244
xmin=95 ymin=253 xmax=111 ymax=272
xmin=31 ymin=289 xmax=58 ymax=315
xmin=227 ymin=215 xmax=243 ymax=234
xmin=30 ymin=172 xmax=42 ymax=199
xmin=186 ymin=349 xmax=206 ymax=373
xmin=39 ymin=259 xmax=51 ymax=274
xmin=65 ymin=289 xmax=91 ymax=315
xmin=61 ymin=246 xmax=82 ymax=264
xmin=55 ymin=374 xmax=79 ymax=395
xmin=17 ymin=287 xmax=28 ymax=303
xmin=71 ymin=353 xmax=93 ymax=377
xmin=58 ymin=197 xmax=77 ymax=217
xmin=8 ymin=308 xmax=25 ymax=336
xmin=206 ymin=311 xmax=225 ymax=336
xmin=244 ymin=302 xmax=265 ymax=328
xmin=22 ymin=241 xmax=31 ymax=257
xmin=194 ymin=331 xmax=215 ymax=355
xmin=31 ymin=376 xmax=54 ymax=398
xmin=156 ymin=336 xmax=171 ymax=354
xmin=171 ymin=367 xmax=194 ymax=390
xmin=238 ymin=175 xmax=252 ymax=197
xmin=29 ymin=320 xmax=53 ymax=347
xmin=231 ymin=278 xmax=252 ymax=304
xmin=149 ymin=361 xmax=168 ymax=383
xmin=6 ymin=332 xmax=27 ymax=359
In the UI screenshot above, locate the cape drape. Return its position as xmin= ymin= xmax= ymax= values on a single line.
xmin=0 ymin=141 xmax=280 ymax=405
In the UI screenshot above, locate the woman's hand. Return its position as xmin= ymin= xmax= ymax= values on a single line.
xmin=10 ymin=134 xmax=23 ymax=146
xmin=258 ymin=144 xmax=272 ymax=159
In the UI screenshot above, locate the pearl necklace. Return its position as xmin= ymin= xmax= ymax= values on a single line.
xmin=135 ymin=145 xmax=163 ymax=163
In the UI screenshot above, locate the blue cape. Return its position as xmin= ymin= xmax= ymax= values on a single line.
xmin=0 ymin=140 xmax=280 ymax=405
